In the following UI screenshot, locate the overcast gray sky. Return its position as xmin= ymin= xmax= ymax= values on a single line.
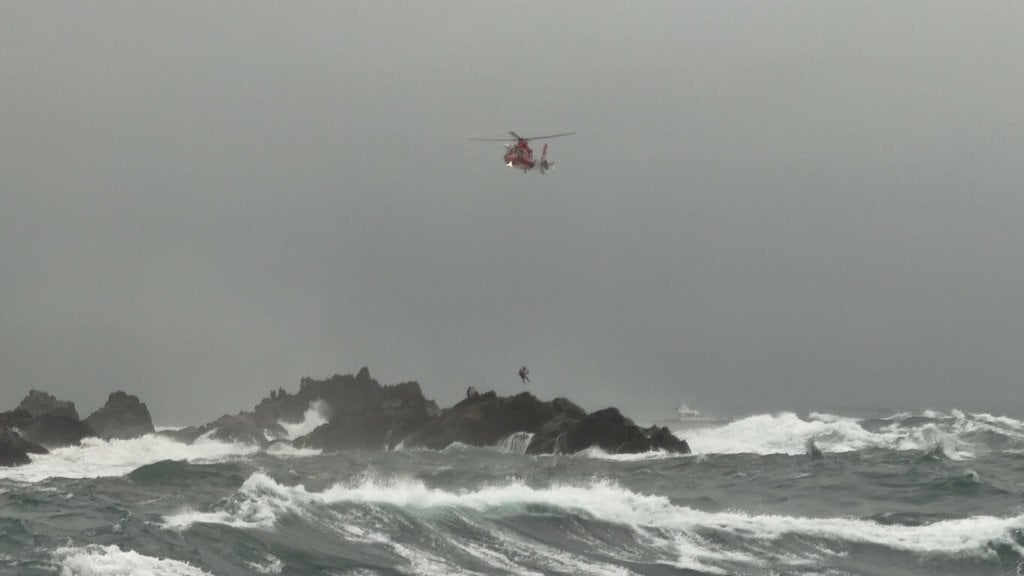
xmin=3 ymin=2 xmax=1023 ymax=424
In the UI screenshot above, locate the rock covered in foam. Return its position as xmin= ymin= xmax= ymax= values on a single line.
xmin=84 ymin=391 xmax=156 ymax=439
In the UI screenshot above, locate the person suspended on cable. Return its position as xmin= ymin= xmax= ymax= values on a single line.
xmin=516 ymin=364 xmax=532 ymax=383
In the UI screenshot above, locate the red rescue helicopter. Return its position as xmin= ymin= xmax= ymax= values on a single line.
xmin=468 ymin=131 xmax=575 ymax=174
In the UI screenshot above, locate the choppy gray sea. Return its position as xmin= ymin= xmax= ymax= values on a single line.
xmin=2 ymin=409 xmax=1023 ymax=575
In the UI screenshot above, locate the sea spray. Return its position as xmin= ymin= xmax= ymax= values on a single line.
xmin=0 ymin=433 xmax=260 ymax=483
xmin=677 ymin=410 xmax=1024 ymax=457
xmin=277 ymin=400 xmax=331 ymax=441
xmin=495 ymin=431 xmax=534 ymax=455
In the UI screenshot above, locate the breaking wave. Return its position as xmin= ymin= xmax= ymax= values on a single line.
xmin=54 ymin=544 xmax=213 ymax=576
xmin=677 ymin=409 xmax=1024 ymax=458
xmin=0 ymin=432 xmax=260 ymax=483
xmin=162 ymin=472 xmax=1024 ymax=573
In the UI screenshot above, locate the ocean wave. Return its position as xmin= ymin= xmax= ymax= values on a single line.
xmin=675 ymin=410 xmax=1024 ymax=457
xmin=162 ymin=472 xmax=1024 ymax=571
xmin=54 ymin=544 xmax=213 ymax=576
xmin=0 ymin=433 xmax=260 ymax=483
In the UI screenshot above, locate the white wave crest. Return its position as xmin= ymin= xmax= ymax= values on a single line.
xmin=679 ymin=412 xmax=879 ymax=455
xmin=576 ymin=447 xmax=687 ymax=462
xmin=246 ymin=554 xmax=283 ymax=574
xmin=278 ymin=400 xmax=330 ymax=441
xmin=674 ymin=410 xmax=1022 ymax=457
xmin=54 ymin=544 xmax=213 ymax=576
xmin=0 ymin=433 xmax=260 ymax=483
xmin=162 ymin=472 xmax=1024 ymax=571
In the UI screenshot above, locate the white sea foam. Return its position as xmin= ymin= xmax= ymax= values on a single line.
xmin=440 ymin=441 xmax=473 ymax=453
xmin=673 ymin=410 xmax=1024 ymax=457
xmin=246 ymin=554 xmax=284 ymax=574
xmin=265 ymin=442 xmax=322 ymax=458
xmin=576 ymin=447 xmax=687 ymax=462
xmin=679 ymin=412 xmax=878 ymax=455
xmin=163 ymin=471 xmax=1024 ymax=570
xmin=278 ymin=400 xmax=331 ymax=441
xmin=495 ymin=431 xmax=534 ymax=455
xmin=0 ymin=433 xmax=260 ymax=483
xmin=54 ymin=544 xmax=213 ymax=576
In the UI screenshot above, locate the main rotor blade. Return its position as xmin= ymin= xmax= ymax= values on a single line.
xmin=466 ymin=131 xmax=576 ymax=142
xmin=519 ymin=132 xmax=576 ymax=141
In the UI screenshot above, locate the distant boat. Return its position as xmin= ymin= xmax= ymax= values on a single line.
xmin=677 ymin=401 xmax=704 ymax=420
xmin=675 ymin=403 xmax=717 ymax=424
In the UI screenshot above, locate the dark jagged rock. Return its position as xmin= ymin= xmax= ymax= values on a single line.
xmin=0 ymin=429 xmax=47 ymax=467
xmin=18 ymin=413 xmax=94 ymax=448
xmin=541 ymin=407 xmax=691 ymax=455
xmin=641 ymin=425 xmax=691 ymax=454
xmin=84 ymin=391 xmax=155 ymax=440
xmin=163 ymin=412 xmax=287 ymax=447
xmin=111 ymin=367 xmax=691 ymax=457
xmin=242 ymin=368 xmax=690 ymax=456
xmin=399 ymin=392 xmax=688 ymax=456
xmin=0 ymin=391 xmax=95 ymax=448
xmin=402 ymin=392 xmax=581 ymax=451
xmin=0 ymin=409 xmax=32 ymax=430
xmin=17 ymin=390 xmax=79 ymax=420
xmin=293 ymin=372 xmax=438 ymax=451
xmin=525 ymin=398 xmax=588 ymax=454
xmin=164 ymin=368 xmax=439 ymax=449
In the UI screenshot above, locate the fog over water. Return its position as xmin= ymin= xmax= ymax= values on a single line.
xmin=2 ymin=3 xmax=1023 ymax=424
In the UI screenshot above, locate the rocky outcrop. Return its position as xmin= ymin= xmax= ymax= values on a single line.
xmin=167 ymin=368 xmax=440 ymax=450
xmin=402 ymin=392 xmax=585 ymax=451
xmin=4 ymin=368 xmax=690 ymax=459
xmin=0 ymin=409 xmax=32 ymax=430
xmin=401 ymin=393 xmax=690 ymax=456
xmin=18 ymin=413 xmax=94 ymax=448
xmin=17 ymin=390 xmax=79 ymax=420
xmin=162 ymin=412 xmax=287 ymax=446
xmin=84 ymin=391 xmax=155 ymax=439
xmin=0 ymin=429 xmax=47 ymax=467
xmin=0 ymin=391 xmax=94 ymax=448
xmin=166 ymin=369 xmax=689 ymax=456
xmin=295 ymin=377 xmax=436 ymax=451
xmin=531 ymin=407 xmax=690 ymax=454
